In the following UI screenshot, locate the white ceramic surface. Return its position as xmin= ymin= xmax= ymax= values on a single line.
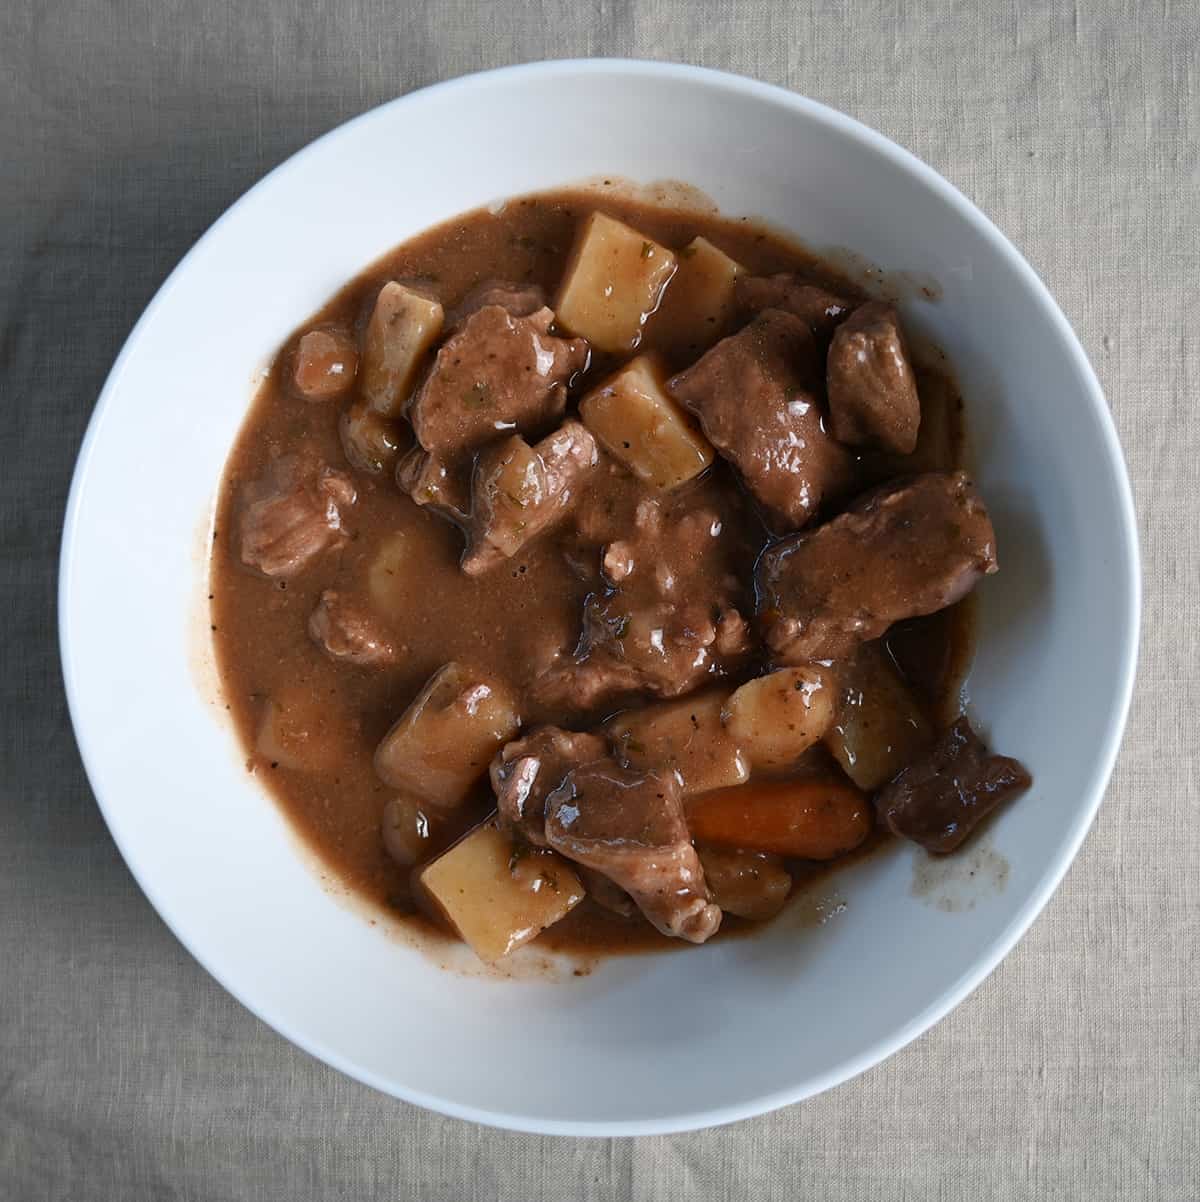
xmin=59 ymin=60 xmax=1139 ymax=1135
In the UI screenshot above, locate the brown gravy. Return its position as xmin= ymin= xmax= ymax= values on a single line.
xmin=210 ymin=190 xmax=968 ymax=954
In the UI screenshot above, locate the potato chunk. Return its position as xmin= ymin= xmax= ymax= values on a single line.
xmin=254 ymin=684 xmax=346 ymax=773
xmin=723 ymin=666 xmax=836 ymax=774
xmin=696 ymin=846 xmax=792 ymax=921
xmin=580 ymin=353 xmax=714 ymax=490
xmin=373 ymin=663 xmax=520 ymax=810
xmin=380 ymin=795 xmax=433 ymax=867
xmin=555 ymin=213 xmax=676 ymax=353
xmin=824 ymin=642 xmax=933 ymax=790
xmin=418 ymin=819 xmax=584 ymax=963
xmin=608 ymin=688 xmax=748 ymax=794
xmin=653 ymin=237 xmax=743 ymax=350
xmin=360 ymin=282 xmax=444 ymax=417
xmin=367 ymin=522 xmax=455 ymax=618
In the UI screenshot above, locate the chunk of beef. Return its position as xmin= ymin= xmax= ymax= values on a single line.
xmin=877 ymin=716 xmax=1032 ymax=853
xmin=544 ymin=759 xmax=721 ymax=943
xmin=531 ymin=497 xmax=752 ymax=712
xmin=254 ymin=682 xmax=349 ymax=772
xmin=308 ymin=590 xmax=398 ymax=666
xmin=406 ymin=303 xmax=588 ymax=464
xmin=490 ymin=726 xmax=608 ymax=846
xmin=395 ymin=447 xmax=471 ymax=526
xmin=238 ymin=455 xmax=355 ymax=579
xmin=570 ymin=457 xmax=651 ymax=547
xmin=735 ymin=274 xmax=854 ymax=345
xmin=576 ymin=866 xmax=638 ymax=918
xmin=668 ymin=310 xmax=854 ymax=529
xmin=462 ymin=420 xmax=599 ymax=575
xmin=757 ymin=471 xmax=998 ymax=663
xmin=448 ymin=281 xmax=548 ymax=328
xmin=826 ymin=301 xmax=921 ymax=454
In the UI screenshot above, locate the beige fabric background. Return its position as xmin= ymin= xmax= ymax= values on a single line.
xmin=1 ymin=1 xmax=1196 ymax=1198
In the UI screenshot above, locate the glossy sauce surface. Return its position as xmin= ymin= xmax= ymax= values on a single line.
xmin=211 ymin=190 xmax=969 ymax=953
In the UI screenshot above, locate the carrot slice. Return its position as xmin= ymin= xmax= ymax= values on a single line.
xmin=686 ymin=778 xmax=872 ymax=860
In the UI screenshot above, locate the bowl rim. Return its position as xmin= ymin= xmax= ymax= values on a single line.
xmin=58 ymin=57 xmax=1140 ymax=1136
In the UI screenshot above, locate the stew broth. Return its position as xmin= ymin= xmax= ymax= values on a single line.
xmin=211 ymin=190 xmax=972 ymax=955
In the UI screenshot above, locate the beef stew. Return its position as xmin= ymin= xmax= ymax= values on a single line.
xmin=211 ymin=189 xmax=1031 ymax=966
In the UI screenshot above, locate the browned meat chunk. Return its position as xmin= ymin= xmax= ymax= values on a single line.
xmin=308 ymin=590 xmax=398 ymax=666
xmin=826 ymin=301 xmax=921 ymax=454
xmin=406 ymin=303 xmax=588 ymax=464
xmin=544 ymin=759 xmax=721 ymax=942
xmin=877 ymin=717 xmax=1032 ymax=852
xmin=290 ymin=327 xmax=358 ymax=402
xmin=395 ymin=447 xmax=471 ymax=525
xmin=532 ymin=497 xmax=752 ymax=712
xmin=237 ymin=455 xmax=355 ymax=579
xmin=668 ymin=310 xmax=854 ymax=529
xmin=463 ymin=420 xmax=599 ymax=575
xmin=757 ymin=471 xmax=998 ymax=663
xmin=490 ymin=726 xmax=608 ymax=846
xmin=735 ymin=275 xmax=854 ymax=345
xmin=576 ymin=866 xmax=638 ymax=917
xmin=448 ymin=281 xmax=548 ymax=327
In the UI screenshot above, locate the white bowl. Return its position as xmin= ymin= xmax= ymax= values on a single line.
xmin=60 ymin=60 xmax=1139 ymax=1135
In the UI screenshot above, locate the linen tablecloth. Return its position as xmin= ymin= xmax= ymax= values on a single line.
xmin=2 ymin=2 xmax=1196 ymax=1197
